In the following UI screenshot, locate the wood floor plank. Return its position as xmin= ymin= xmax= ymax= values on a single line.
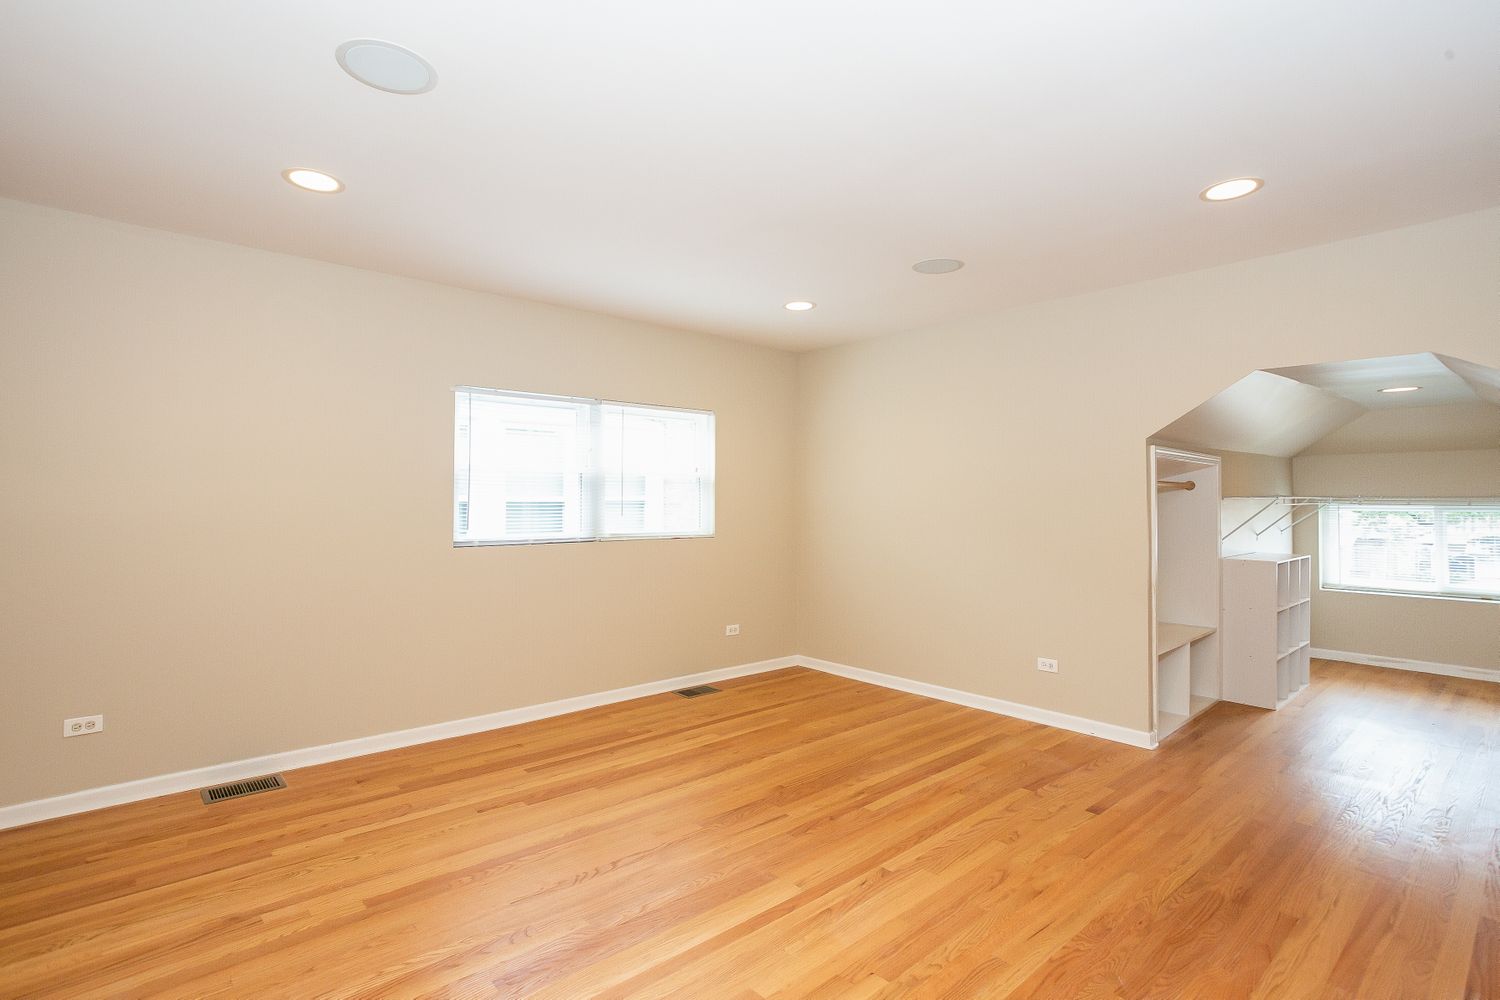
xmin=1 ymin=660 xmax=1497 ymax=998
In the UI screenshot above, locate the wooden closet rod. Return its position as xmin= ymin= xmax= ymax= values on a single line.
xmin=1157 ymin=480 xmax=1196 ymax=492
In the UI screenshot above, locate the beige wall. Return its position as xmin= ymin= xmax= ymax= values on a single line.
xmin=4 ymin=199 xmax=1498 ymax=808
xmin=0 ymin=198 xmax=798 ymax=807
xmin=795 ymin=209 xmax=1500 ymax=734
xmin=1291 ymin=449 xmax=1500 ymax=671
xmin=1218 ymin=450 xmax=1294 ymax=498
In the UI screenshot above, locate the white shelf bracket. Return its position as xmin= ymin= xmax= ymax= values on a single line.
xmin=1280 ymin=503 xmax=1327 ymax=533
xmin=1222 ymin=498 xmax=1278 ymax=542
xmin=1254 ymin=505 xmax=1301 ymax=537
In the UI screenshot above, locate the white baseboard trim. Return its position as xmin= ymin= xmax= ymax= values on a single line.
xmin=796 ymin=656 xmax=1155 ymax=750
xmin=0 ymin=655 xmax=800 ymax=832
xmin=1309 ymin=648 xmax=1499 ymax=684
xmin=1 ymin=653 xmax=1160 ymax=831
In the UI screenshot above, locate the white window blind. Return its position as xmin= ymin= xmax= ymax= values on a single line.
xmin=453 ymin=388 xmax=714 ymax=545
xmin=1320 ymin=502 xmax=1500 ymax=602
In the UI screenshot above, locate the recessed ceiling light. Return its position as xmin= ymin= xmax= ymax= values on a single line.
xmin=912 ymin=258 xmax=965 ymax=275
xmin=282 ymin=168 xmax=344 ymax=194
xmin=1199 ymin=177 xmax=1264 ymax=202
xmin=784 ymin=301 xmax=816 ymax=312
xmin=1378 ymin=385 xmax=1422 ymax=393
xmin=336 ymin=39 xmax=437 ymax=95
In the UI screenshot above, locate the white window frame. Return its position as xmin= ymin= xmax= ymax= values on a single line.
xmin=452 ymin=386 xmax=715 ymax=547
xmin=1319 ymin=501 xmax=1500 ymax=603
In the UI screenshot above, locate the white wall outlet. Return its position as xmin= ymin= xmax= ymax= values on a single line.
xmin=63 ymin=715 xmax=104 ymax=738
xmin=1037 ymin=657 xmax=1059 ymax=673
xmin=724 ymin=624 xmax=741 ymax=636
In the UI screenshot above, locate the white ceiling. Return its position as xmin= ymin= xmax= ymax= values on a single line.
xmin=1 ymin=2 xmax=1496 ymax=350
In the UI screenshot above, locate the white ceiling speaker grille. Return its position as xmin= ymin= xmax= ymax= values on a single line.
xmin=336 ymin=40 xmax=437 ymax=95
xmin=912 ymin=259 xmax=965 ymax=274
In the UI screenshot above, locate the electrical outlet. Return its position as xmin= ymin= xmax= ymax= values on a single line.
xmin=725 ymin=624 xmax=741 ymax=636
xmin=1037 ymin=657 xmax=1059 ymax=673
xmin=63 ymin=715 xmax=104 ymax=738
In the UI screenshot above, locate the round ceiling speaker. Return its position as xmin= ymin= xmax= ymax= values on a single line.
xmin=912 ymin=258 xmax=965 ymax=274
xmin=336 ymin=40 xmax=437 ymax=95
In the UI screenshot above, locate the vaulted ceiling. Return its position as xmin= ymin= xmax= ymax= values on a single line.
xmin=1154 ymin=353 xmax=1500 ymax=458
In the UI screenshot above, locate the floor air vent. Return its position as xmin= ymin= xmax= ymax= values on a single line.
xmin=675 ymin=685 xmax=721 ymax=698
xmin=200 ymin=774 xmax=287 ymax=804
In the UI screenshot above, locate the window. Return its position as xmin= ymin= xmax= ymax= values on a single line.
xmin=1320 ymin=502 xmax=1500 ymax=602
xmin=453 ymin=387 xmax=714 ymax=545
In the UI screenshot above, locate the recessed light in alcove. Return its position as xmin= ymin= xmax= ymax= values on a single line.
xmin=282 ymin=168 xmax=344 ymax=193
xmin=1199 ymin=177 xmax=1264 ymax=202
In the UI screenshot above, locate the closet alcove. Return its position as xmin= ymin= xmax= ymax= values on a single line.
xmin=1148 ymin=447 xmax=1222 ymax=742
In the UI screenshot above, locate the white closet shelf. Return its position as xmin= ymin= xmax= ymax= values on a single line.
xmin=1228 ymin=551 xmax=1307 ymax=563
xmin=1156 ymin=622 xmax=1216 ymax=656
xmin=1158 ymin=711 xmax=1189 ymax=739
xmin=1156 ymin=455 xmax=1217 ymax=479
xmin=1159 ymin=693 xmax=1219 ymax=739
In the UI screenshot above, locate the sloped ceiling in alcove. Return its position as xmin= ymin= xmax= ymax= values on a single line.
xmin=1152 ymin=353 xmax=1500 ymax=458
xmin=1153 ymin=370 xmax=1364 ymax=457
xmin=1436 ymin=354 xmax=1500 ymax=406
xmin=1270 ymin=352 xmax=1486 ymax=408
xmin=1299 ymin=402 xmax=1500 ymax=454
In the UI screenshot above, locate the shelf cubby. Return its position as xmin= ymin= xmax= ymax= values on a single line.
xmin=1223 ymin=552 xmax=1313 ymax=710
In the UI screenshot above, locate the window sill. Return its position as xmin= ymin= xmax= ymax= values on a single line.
xmin=454 ymin=533 xmax=715 ymax=548
xmin=1319 ymin=585 xmax=1499 ymax=605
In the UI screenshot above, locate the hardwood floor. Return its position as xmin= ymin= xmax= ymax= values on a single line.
xmin=1 ymin=659 xmax=1496 ymax=998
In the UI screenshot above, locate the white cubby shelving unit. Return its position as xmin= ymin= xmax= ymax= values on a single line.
xmin=1149 ymin=447 xmax=1222 ymax=744
xmin=1221 ymin=553 xmax=1312 ymax=709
